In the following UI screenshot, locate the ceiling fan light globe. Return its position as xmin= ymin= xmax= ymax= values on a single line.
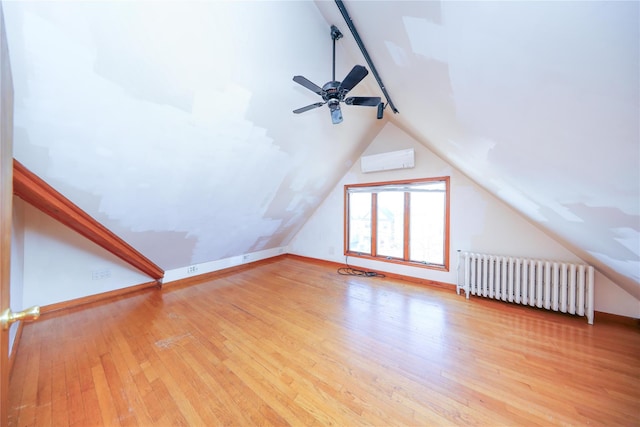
xmin=331 ymin=107 xmax=343 ymax=124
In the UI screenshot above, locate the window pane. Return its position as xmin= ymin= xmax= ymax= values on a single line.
xmin=411 ymin=181 xmax=446 ymax=192
xmin=409 ymin=191 xmax=445 ymax=265
xmin=376 ymin=192 xmax=404 ymax=259
xmin=348 ymin=192 xmax=372 ymax=254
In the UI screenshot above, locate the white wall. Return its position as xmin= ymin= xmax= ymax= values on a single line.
xmin=289 ymin=122 xmax=640 ymax=319
xmin=20 ymin=201 xmax=152 ymax=308
xmin=594 ymin=272 xmax=640 ymax=318
xmin=14 ymin=197 xmax=289 ymax=307
xmin=9 ymin=197 xmax=26 ymax=354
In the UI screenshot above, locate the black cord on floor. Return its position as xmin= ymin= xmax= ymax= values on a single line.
xmin=337 ymin=256 xmax=385 ymax=278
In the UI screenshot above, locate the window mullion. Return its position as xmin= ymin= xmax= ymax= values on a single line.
xmin=344 ymin=192 xmax=349 ymax=255
xmin=371 ymin=193 xmax=378 ymax=257
xmin=403 ymin=192 xmax=410 ymax=261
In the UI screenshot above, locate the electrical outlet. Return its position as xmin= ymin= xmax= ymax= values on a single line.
xmin=92 ymin=268 xmax=111 ymax=280
xmin=187 ymin=265 xmax=198 ymax=274
xmin=242 ymin=255 xmax=250 ymax=262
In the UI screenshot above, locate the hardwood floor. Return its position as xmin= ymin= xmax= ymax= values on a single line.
xmin=8 ymin=257 xmax=640 ymax=426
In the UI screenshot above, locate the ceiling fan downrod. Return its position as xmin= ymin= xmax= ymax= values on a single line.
xmin=331 ymin=25 xmax=343 ymax=82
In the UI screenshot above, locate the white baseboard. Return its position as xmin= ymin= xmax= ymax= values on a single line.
xmin=162 ymin=246 xmax=287 ymax=284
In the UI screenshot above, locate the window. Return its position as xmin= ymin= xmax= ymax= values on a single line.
xmin=344 ymin=177 xmax=450 ymax=270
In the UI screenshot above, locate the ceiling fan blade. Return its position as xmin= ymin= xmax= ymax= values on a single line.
xmin=339 ymin=65 xmax=368 ymax=94
xmin=293 ymin=75 xmax=323 ymax=95
xmin=293 ymin=102 xmax=325 ymax=114
xmin=345 ymin=96 xmax=381 ymax=107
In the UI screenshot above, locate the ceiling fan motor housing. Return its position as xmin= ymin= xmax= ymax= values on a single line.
xmin=322 ymin=81 xmax=341 ymax=101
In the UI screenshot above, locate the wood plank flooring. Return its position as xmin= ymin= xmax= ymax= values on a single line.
xmin=8 ymin=257 xmax=640 ymax=426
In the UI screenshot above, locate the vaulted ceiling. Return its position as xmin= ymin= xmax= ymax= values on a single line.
xmin=4 ymin=1 xmax=639 ymax=298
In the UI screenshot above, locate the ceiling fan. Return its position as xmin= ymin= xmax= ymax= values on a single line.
xmin=292 ymin=25 xmax=381 ymax=124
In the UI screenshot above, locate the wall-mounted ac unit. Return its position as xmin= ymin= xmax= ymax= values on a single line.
xmin=360 ymin=148 xmax=415 ymax=173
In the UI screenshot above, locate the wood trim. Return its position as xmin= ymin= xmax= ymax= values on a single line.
xmin=12 ymin=159 xmax=164 ymax=280
xmin=443 ymin=175 xmax=451 ymax=272
xmin=8 ymin=321 xmax=23 ymax=380
xmin=285 ymin=254 xmax=456 ymax=291
xmin=343 ymin=186 xmax=348 ymax=255
xmin=40 ymin=280 xmax=160 ymax=316
xmin=341 ymin=252 xmax=450 ymax=272
xmin=344 ymin=176 xmax=451 ymax=190
xmin=286 ymin=253 xmax=337 ymax=267
xmin=594 ymin=311 xmax=640 ymax=328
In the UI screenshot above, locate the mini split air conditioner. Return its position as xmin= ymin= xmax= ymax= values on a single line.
xmin=360 ymin=148 xmax=415 ymax=173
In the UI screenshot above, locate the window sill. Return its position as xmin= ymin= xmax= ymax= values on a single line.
xmin=345 ymin=252 xmax=449 ymax=272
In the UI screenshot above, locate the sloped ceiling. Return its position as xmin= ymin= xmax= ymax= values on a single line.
xmin=4 ymin=1 xmax=386 ymax=270
xmin=4 ymin=1 xmax=639 ymax=298
xmin=313 ymin=0 xmax=639 ymax=299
